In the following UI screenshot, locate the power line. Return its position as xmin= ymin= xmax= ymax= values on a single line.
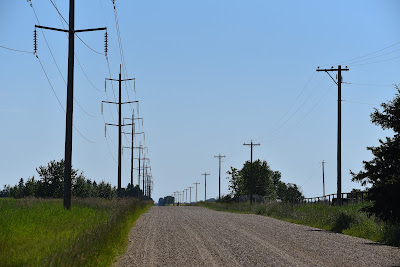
xmin=350 ymin=54 xmax=400 ymax=67
xmin=112 ymin=1 xmax=136 ymax=109
xmin=36 ymin=54 xmax=96 ymax=144
xmin=345 ymin=47 xmax=400 ymax=66
xmin=256 ymin=75 xmax=327 ymax=141
xmin=321 ymin=40 xmax=400 ymax=67
xmin=49 ymin=0 xmax=105 ymax=56
xmin=0 ymin=45 xmax=34 ymax=54
xmin=342 ymin=82 xmax=393 ymax=87
xmin=31 ymin=2 xmax=98 ymax=118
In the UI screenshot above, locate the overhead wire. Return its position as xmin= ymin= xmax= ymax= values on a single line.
xmin=321 ymin=40 xmax=400 ymax=67
xmin=31 ymin=1 xmax=98 ymax=118
xmin=255 ymin=74 xmax=327 ymax=141
xmin=49 ymin=0 xmax=105 ymax=56
xmin=112 ymin=1 xmax=136 ymax=110
xmin=350 ymin=54 xmax=400 ymax=67
xmin=0 ymin=45 xmax=34 ymax=54
xmin=36 ymin=54 xmax=96 ymax=143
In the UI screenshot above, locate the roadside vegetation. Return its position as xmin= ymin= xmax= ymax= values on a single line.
xmin=199 ymin=201 xmax=400 ymax=247
xmin=0 ymin=197 xmax=152 ymax=266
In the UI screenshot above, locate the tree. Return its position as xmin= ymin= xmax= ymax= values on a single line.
xmin=227 ymin=159 xmax=303 ymax=202
xmin=351 ymin=84 xmax=400 ymax=222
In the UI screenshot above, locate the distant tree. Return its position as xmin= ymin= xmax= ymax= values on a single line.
xmin=351 ymin=84 xmax=400 ymax=222
xmin=24 ymin=176 xmax=36 ymax=197
xmin=73 ymin=175 xmax=90 ymax=198
xmin=96 ymin=181 xmax=113 ymax=199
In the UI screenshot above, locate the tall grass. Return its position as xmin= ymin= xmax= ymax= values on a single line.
xmin=199 ymin=201 xmax=400 ymax=247
xmin=0 ymin=197 xmax=152 ymax=266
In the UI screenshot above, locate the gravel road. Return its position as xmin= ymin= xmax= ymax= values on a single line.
xmin=115 ymin=206 xmax=400 ymax=267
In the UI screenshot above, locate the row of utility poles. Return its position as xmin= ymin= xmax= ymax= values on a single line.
xmin=173 ymin=64 xmax=349 ymax=206
xmin=34 ymin=0 xmax=153 ymax=209
xmin=102 ymin=65 xmax=153 ymax=199
xmin=172 ymin=143 xmax=260 ymax=205
xmin=172 ymin=153 xmax=226 ymax=205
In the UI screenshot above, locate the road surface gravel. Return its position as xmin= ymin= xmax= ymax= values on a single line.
xmin=115 ymin=206 xmax=400 ymax=267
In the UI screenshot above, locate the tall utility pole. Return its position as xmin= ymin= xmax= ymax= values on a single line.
xmin=193 ymin=182 xmax=200 ymax=202
xmin=321 ymin=160 xmax=327 ymax=199
xmin=122 ymin=115 xmax=143 ymax=195
xmin=243 ymin=140 xmax=260 ymax=204
xmin=35 ymin=1 xmax=106 ymax=210
xmin=142 ymin=158 xmax=150 ymax=197
xmin=214 ymin=154 xmax=226 ymax=200
xmin=202 ymin=173 xmax=210 ymax=201
xmin=174 ymin=191 xmax=178 ymax=205
xmin=185 ymin=188 xmax=189 ymax=203
xmin=317 ymin=65 xmax=349 ymax=205
xmin=103 ymin=65 xmax=137 ymax=197
xmin=188 ymin=186 xmax=193 ymax=203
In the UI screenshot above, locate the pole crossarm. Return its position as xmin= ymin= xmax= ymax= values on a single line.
xmin=102 ymin=100 xmax=138 ymax=105
xmin=75 ymin=27 xmax=107 ymax=33
xmin=122 ymin=131 xmax=144 ymax=135
xmin=106 ymin=78 xmax=135 ymax=82
xmin=35 ymin=25 xmax=68 ymax=32
xmin=35 ymin=25 xmax=106 ymax=33
xmin=105 ymin=123 xmax=133 ymax=127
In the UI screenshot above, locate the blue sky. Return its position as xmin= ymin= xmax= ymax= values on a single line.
xmin=1 ymin=0 xmax=399 ymax=202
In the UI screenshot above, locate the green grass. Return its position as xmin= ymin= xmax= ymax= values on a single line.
xmin=199 ymin=201 xmax=400 ymax=247
xmin=0 ymin=197 xmax=152 ymax=266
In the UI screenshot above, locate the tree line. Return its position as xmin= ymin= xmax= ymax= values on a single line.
xmin=1 ymin=159 xmax=148 ymax=200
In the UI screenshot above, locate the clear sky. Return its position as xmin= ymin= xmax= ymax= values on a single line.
xmin=1 ymin=1 xmax=399 ymax=203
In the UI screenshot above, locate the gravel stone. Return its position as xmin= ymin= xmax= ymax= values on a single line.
xmin=115 ymin=206 xmax=400 ymax=267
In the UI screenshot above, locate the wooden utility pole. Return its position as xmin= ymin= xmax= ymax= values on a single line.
xmin=202 ymin=173 xmax=210 ymax=201
xmin=321 ymin=160 xmax=327 ymax=199
xmin=317 ymin=65 xmax=349 ymax=205
xmin=35 ymin=0 xmax=106 ymax=209
xmin=214 ymin=154 xmax=226 ymax=200
xmin=188 ymin=186 xmax=193 ymax=203
xmin=193 ymin=182 xmax=200 ymax=202
xmin=243 ymin=140 xmax=260 ymax=204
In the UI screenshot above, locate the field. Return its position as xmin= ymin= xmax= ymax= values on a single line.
xmin=199 ymin=201 xmax=400 ymax=247
xmin=0 ymin=198 xmax=152 ymax=266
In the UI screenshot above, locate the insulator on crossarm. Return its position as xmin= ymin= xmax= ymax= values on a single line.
xmin=105 ymin=80 xmax=107 ymax=92
xmin=104 ymin=31 xmax=108 ymax=56
xmin=101 ymin=102 xmax=103 ymax=114
xmin=33 ymin=28 xmax=38 ymax=54
xmin=105 ymin=125 xmax=107 ymax=137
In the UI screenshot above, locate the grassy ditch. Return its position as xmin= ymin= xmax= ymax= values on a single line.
xmin=0 ymin=197 xmax=152 ymax=266
xmin=199 ymin=201 xmax=400 ymax=247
